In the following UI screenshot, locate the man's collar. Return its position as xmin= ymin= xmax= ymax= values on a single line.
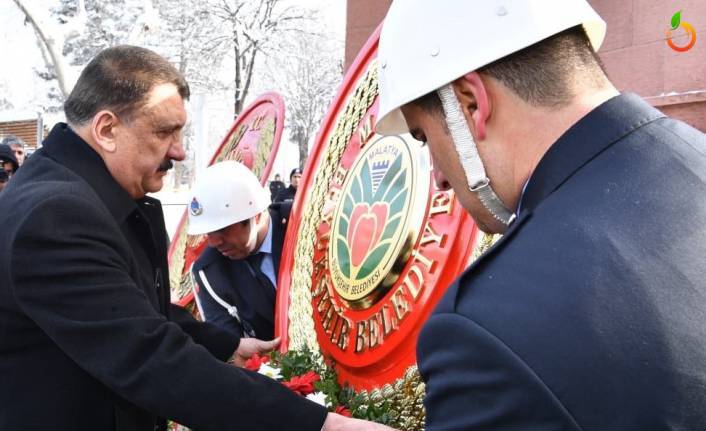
xmin=256 ymin=214 xmax=273 ymax=255
xmin=518 ymin=93 xmax=665 ymax=214
xmin=42 ymin=123 xmax=138 ymax=223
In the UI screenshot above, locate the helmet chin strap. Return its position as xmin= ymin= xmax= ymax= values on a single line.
xmin=437 ymin=84 xmax=515 ymax=228
xmin=245 ymin=215 xmax=259 ymax=251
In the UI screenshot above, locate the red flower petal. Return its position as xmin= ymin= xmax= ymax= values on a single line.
xmin=282 ymin=371 xmax=321 ymax=396
xmin=335 ymin=405 xmax=352 ymax=417
xmin=243 ymin=353 xmax=269 ymax=371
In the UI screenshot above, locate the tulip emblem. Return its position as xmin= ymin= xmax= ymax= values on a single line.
xmin=335 ymin=151 xmax=408 ymax=281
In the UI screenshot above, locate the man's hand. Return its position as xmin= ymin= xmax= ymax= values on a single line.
xmin=229 ymin=337 xmax=280 ymax=367
xmin=322 ymin=413 xmax=397 ymax=431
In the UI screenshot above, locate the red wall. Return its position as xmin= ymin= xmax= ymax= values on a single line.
xmin=345 ymin=0 xmax=706 ymax=131
xmin=591 ymin=0 xmax=705 ymax=131
xmin=344 ymin=0 xmax=392 ymax=71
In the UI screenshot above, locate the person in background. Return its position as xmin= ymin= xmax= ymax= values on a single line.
xmin=1 ymin=135 xmax=26 ymax=166
xmin=189 ymin=161 xmax=291 ymax=340
xmin=375 ymin=0 xmax=706 ymax=429
xmin=274 ymin=167 xmax=302 ymax=202
xmin=0 ymin=44 xmax=392 ymax=431
xmin=269 ymin=172 xmax=285 ymax=201
xmin=0 ymin=144 xmax=19 ymax=178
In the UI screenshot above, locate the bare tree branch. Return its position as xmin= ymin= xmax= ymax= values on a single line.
xmin=11 ymin=0 xmax=71 ymax=98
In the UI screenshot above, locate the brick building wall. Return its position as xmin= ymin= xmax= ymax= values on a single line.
xmin=344 ymin=0 xmax=392 ymax=71
xmin=345 ymin=0 xmax=706 ymax=131
xmin=591 ymin=0 xmax=706 ymax=131
xmin=0 ymin=119 xmax=46 ymax=149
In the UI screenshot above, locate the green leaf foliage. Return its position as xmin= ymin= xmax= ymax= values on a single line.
xmin=264 ymin=347 xmax=398 ymax=426
xmin=270 ymin=346 xmax=322 ymax=381
xmin=672 ymin=10 xmax=681 ymax=30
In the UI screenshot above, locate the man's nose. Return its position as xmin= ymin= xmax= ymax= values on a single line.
xmin=433 ymin=167 xmax=452 ymax=191
xmin=168 ymin=135 xmax=186 ymax=161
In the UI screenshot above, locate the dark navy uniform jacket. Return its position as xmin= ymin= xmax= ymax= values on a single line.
xmin=192 ymin=204 xmax=291 ymax=340
xmin=418 ymin=94 xmax=706 ymax=430
xmin=274 ymin=184 xmax=297 ymax=202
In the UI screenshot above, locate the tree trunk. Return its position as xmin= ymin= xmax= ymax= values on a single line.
xmin=11 ymin=0 xmax=71 ymax=99
xmin=234 ymin=30 xmax=242 ymax=117
xmin=295 ymin=128 xmax=309 ymax=169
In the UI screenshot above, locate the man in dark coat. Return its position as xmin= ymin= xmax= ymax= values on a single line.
xmin=269 ymin=173 xmax=285 ymax=201
xmin=274 ymin=167 xmax=301 ymax=202
xmin=375 ymin=1 xmax=706 ymax=429
xmin=188 ymin=161 xmax=291 ymax=340
xmin=0 ymin=45 xmax=390 ymax=431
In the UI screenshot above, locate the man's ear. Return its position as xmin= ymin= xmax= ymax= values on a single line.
xmin=255 ymin=211 xmax=266 ymax=227
xmin=90 ymin=110 xmax=120 ymax=153
xmin=452 ymin=72 xmax=491 ymax=141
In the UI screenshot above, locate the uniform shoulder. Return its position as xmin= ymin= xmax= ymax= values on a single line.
xmin=193 ymin=247 xmax=224 ymax=271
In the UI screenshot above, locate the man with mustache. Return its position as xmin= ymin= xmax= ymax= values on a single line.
xmin=188 ymin=161 xmax=291 ymax=340
xmin=0 ymin=45 xmax=392 ymax=431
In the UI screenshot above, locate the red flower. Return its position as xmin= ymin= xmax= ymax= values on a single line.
xmin=282 ymin=371 xmax=320 ymax=396
xmin=347 ymin=202 xmax=389 ymax=267
xmin=244 ymin=353 xmax=269 ymax=371
xmin=335 ymin=405 xmax=352 ymax=417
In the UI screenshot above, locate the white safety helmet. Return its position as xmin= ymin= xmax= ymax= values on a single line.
xmin=376 ymin=0 xmax=607 ymax=135
xmin=187 ymin=161 xmax=270 ymax=235
xmin=376 ymin=0 xmax=606 ymax=228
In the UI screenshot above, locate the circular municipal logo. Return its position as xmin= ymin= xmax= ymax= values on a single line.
xmin=329 ymin=135 xmax=420 ymax=309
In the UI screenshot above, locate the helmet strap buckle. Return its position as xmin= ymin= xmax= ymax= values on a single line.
xmin=437 ymin=84 xmax=514 ymax=227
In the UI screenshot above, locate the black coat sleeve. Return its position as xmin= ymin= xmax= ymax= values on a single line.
xmin=10 ymin=194 xmax=328 ymax=431
xmin=417 ymin=313 xmax=582 ymax=431
xmin=169 ymin=303 xmax=240 ymax=361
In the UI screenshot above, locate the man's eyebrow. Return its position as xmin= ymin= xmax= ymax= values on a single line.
xmin=155 ymin=122 xmax=184 ymax=132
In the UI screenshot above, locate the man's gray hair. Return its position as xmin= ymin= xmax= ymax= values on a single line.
xmin=1 ymin=135 xmax=25 ymax=148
